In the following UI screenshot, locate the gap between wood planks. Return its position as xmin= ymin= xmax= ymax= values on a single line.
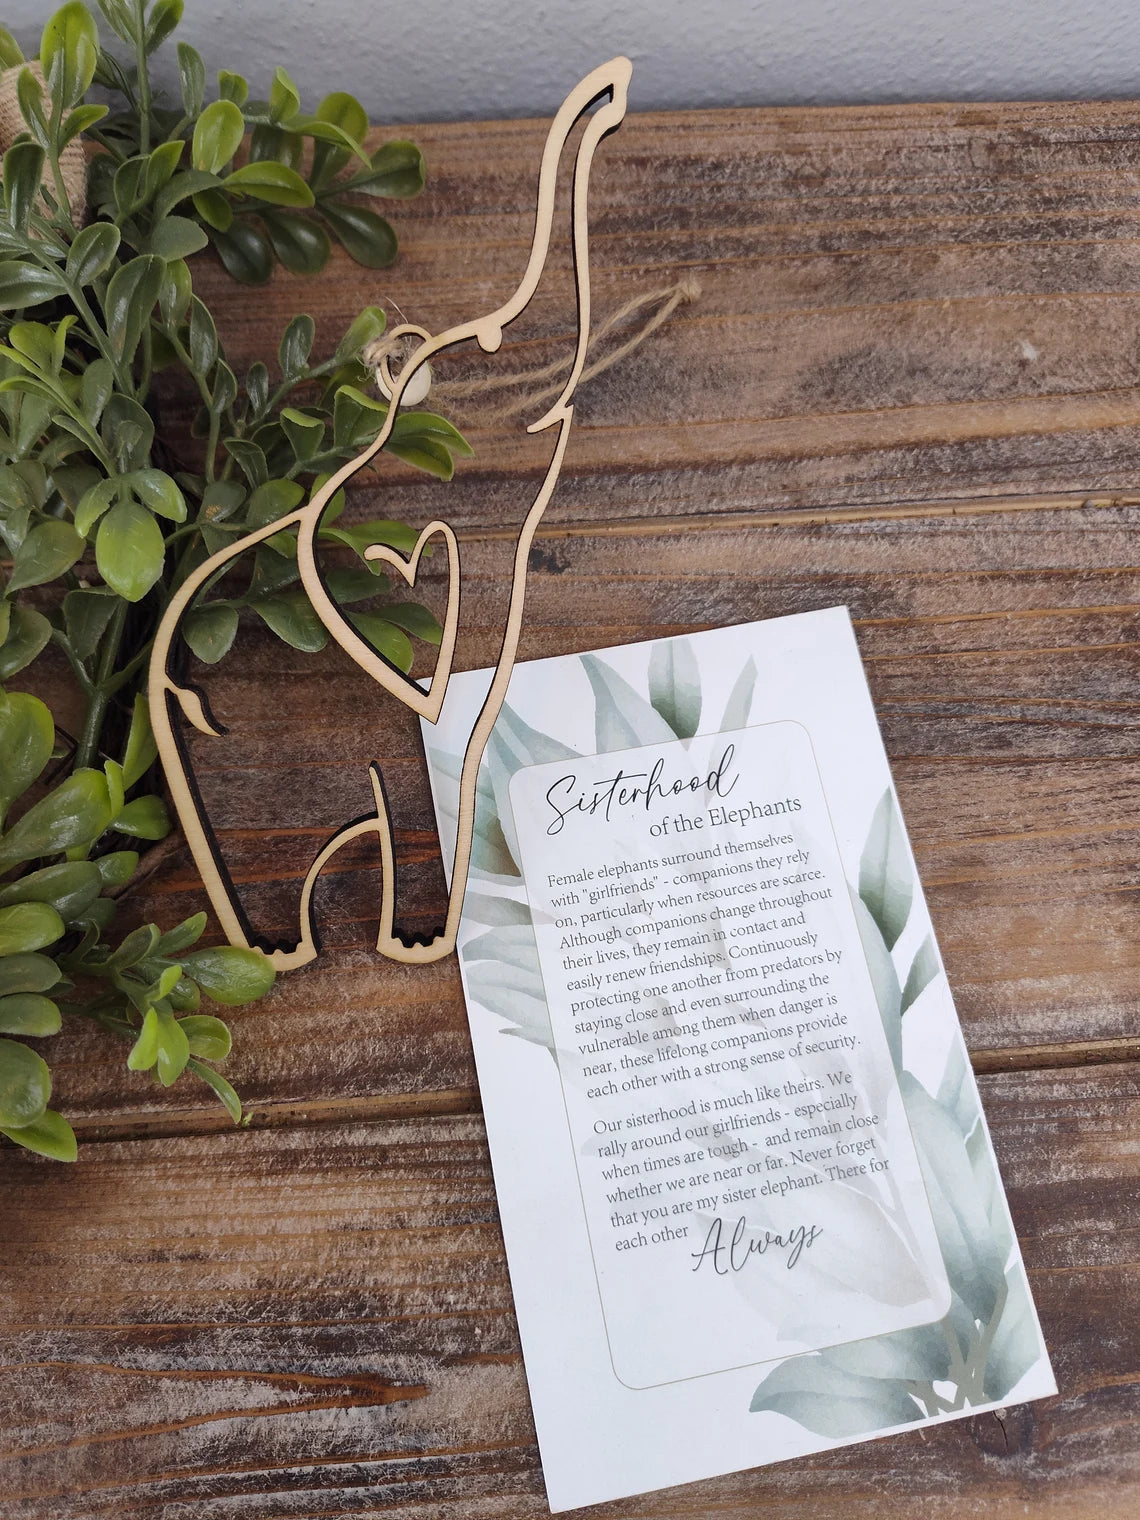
xmin=468 ymin=488 xmax=1140 ymax=541
xmin=36 ymin=484 xmax=1140 ymax=1149
xmin=66 ymin=1042 xmax=1140 ymax=1144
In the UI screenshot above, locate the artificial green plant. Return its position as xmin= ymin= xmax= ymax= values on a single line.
xmin=0 ymin=0 xmax=471 ymax=1160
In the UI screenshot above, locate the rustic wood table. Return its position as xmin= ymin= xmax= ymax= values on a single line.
xmin=4 ymin=99 xmax=1140 ymax=1518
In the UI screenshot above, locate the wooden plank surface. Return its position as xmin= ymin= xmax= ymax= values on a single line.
xmin=6 ymin=97 xmax=1140 ymax=1514
xmin=2 ymin=1064 xmax=1138 ymax=1519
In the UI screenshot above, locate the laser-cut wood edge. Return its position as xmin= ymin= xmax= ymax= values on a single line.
xmin=148 ymin=57 xmax=633 ymax=969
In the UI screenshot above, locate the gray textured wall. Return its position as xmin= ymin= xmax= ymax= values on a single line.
xmin=4 ymin=0 xmax=1139 ymax=121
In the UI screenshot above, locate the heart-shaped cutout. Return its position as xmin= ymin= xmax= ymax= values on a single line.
xmin=300 ymin=516 xmax=460 ymax=723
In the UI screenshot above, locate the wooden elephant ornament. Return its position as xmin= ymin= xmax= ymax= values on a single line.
xmin=149 ymin=57 xmax=633 ymax=969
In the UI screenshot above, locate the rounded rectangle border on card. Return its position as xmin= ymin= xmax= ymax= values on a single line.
xmin=507 ymin=718 xmax=952 ymax=1390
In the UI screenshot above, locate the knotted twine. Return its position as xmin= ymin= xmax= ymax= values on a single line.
xmin=364 ymin=275 xmax=702 ymax=422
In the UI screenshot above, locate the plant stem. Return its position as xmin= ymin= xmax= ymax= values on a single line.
xmin=134 ymin=2 xmax=152 ymax=156
xmin=75 ymin=598 xmax=129 ymax=770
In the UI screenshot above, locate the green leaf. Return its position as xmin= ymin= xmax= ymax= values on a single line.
xmin=0 ymin=861 xmax=101 ymax=922
xmin=188 ymin=1055 xmax=242 ymax=1122
xmin=7 ymin=519 xmax=84 ymax=592
xmin=157 ymin=911 xmax=206 ymax=955
xmin=41 ymin=2 xmax=99 ymax=110
xmin=0 ymin=768 xmax=113 ymax=871
xmin=0 ymin=261 xmax=65 ymax=310
xmin=147 ymin=216 xmax=209 ymax=261
xmin=648 ymin=637 xmax=702 ymax=739
xmin=0 ymin=689 xmax=54 ymax=821
xmin=0 ymin=26 xmax=24 ymax=69
xmin=114 ymin=795 xmax=170 ymax=840
xmin=62 ymin=585 xmax=117 ymax=656
xmin=858 ymin=789 xmax=913 ymax=950
xmin=0 ymin=994 xmax=60 ymax=1036
xmin=158 ymin=257 xmax=192 ymax=323
xmin=95 ymin=499 xmax=165 ymax=602
xmin=144 ymin=0 xmax=183 ymax=54
xmin=269 ymin=65 xmax=301 ymax=124
xmin=16 ymin=65 xmax=49 ymax=151
xmin=190 ymin=186 xmax=232 ymax=232
xmin=379 ymin=601 xmax=442 ymax=644
xmin=182 ymin=602 xmax=238 ymax=664
xmin=106 ymin=923 xmax=159 ymax=971
xmin=129 ymin=468 xmax=186 ymax=521
xmin=333 ymin=382 xmax=386 ymax=449
xmin=103 ymin=254 xmax=164 ymax=365
xmin=355 ymin=140 xmax=425 ymax=199
xmin=187 ymin=295 xmax=218 ymax=374
xmin=0 ymin=605 xmax=51 ymax=680
xmin=3 ymin=141 xmax=45 ymax=231
xmin=324 ymin=565 xmax=387 ymax=604
xmin=0 ymin=901 xmax=65 ymax=955
xmin=314 ymin=90 xmax=367 ymax=145
xmin=223 ymin=436 xmax=267 ymax=486
xmin=211 ymin=221 xmax=273 ymax=285
xmin=383 ymin=432 xmax=452 ymax=480
xmin=94 ymin=850 xmax=137 ymax=888
xmin=246 ymin=477 xmax=305 ymax=526
xmin=225 ymin=161 xmax=314 ymax=207
xmin=390 ymin=409 xmax=474 ymax=456
xmin=182 ymin=943 xmax=274 ymax=1005
xmin=178 ymin=1013 xmax=231 ymax=1060
xmin=0 ymin=1036 xmax=50 ymax=1127
xmin=319 ymin=518 xmax=418 ymax=556
xmin=253 ymin=590 xmax=327 ymax=652
xmin=100 ymin=393 xmax=154 ymax=472
xmin=193 ymin=98 xmax=245 ymax=174
xmin=121 ymin=693 xmax=157 ymax=789
xmin=262 ymin=209 xmax=329 ymax=274
xmin=320 ymin=201 xmax=397 ymax=268
xmin=335 ymin=305 xmax=386 ymax=362
xmin=217 ymin=69 xmax=248 ymax=106
xmin=277 ymin=314 xmax=314 ymax=379
xmin=0 ymin=952 xmax=61 ymax=997
xmin=176 ymin=40 xmax=205 ymax=115
xmin=0 ymin=1105 xmax=76 ymax=1161
xmin=112 ymin=155 xmax=147 ymax=219
xmin=59 ymin=100 xmax=107 ymax=148
xmin=79 ymin=358 xmax=114 ymax=427
xmin=144 ymin=140 xmax=185 ymax=200
xmin=103 ymin=756 xmax=124 ymax=816
xmin=348 ymin=612 xmax=412 ymax=672
xmin=250 ymin=545 xmax=298 ymax=596
xmin=279 ymin=406 xmax=323 ymax=461
xmin=126 ymin=1004 xmax=159 ymax=1070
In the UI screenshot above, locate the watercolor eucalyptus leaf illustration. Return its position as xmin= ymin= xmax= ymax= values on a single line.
xmin=647 ymin=638 xmax=702 ymax=738
xmin=462 ymin=893 xmax=533 ymax=928
xmin=749 ymin=788 xmax=1043 ymax=1436
xmin=581 ymin=652 xmax=678 ymax=750
xmin=858 ymin=790 xmax=914 ymax=950
xmin=720 ymin=654 xmax=758 ymax=733
xmin=437 ymin=642 xmax=1044 ymax=1436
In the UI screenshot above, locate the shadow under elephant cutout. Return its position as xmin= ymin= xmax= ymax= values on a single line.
xmin=149 ymin=57 xmax=633 ymax=970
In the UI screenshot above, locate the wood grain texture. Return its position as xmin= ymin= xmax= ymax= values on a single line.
xmin=174 ymin=100 xmax=1140 ymax=533
xmin=35 ymin=502 xmax=1140 ymax=1124
xmin=8 ymin=97 xmax=1140 ymax=1517
xmin=1 ymin=1064 xmax=1137 ymax=1519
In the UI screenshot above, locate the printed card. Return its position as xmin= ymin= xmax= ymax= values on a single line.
xmin=422 ymin=607 xmax=1055 ymax=1513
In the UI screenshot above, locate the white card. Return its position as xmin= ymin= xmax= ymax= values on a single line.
xmin=422 ymin=607 xmax=1055 ymax=1513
